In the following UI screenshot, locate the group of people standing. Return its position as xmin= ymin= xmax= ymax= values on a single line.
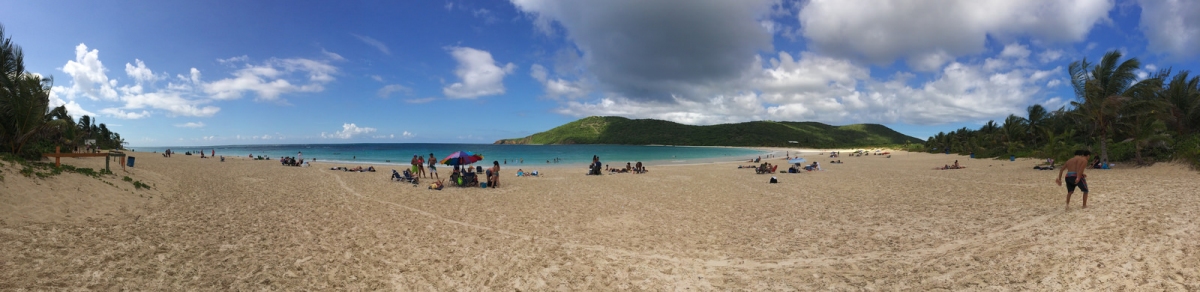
xmin=413 ymin=153 xmax=501 ymax=188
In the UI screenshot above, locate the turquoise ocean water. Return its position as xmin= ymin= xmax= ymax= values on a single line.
xmin=138 ymin=144 xmax=769 ymax=167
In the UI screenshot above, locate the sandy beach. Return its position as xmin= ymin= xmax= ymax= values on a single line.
xmin=2 ymin=150 xmax=1197 ymax=290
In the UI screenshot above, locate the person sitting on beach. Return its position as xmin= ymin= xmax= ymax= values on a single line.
xmin=450 ymin=168 xmax=462 ymax=186
xmin=517 ymin=169 xmax=525 ymax=177
xmin=488 ymin=160 xmax=500 ymax=188
xmin=367 ymin=166 xmax=375 ymax=172
xmin=635 ymin=161 xmax=645 ymax=173
xmin=953 ymin=160 xmax=961 ymax=169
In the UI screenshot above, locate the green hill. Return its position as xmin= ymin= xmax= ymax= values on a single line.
xmin=495 ymin=116 xmax=923 ymax=148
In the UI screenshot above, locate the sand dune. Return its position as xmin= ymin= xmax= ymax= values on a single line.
xmin=1 ymin=151 xmax=1197 ymax=290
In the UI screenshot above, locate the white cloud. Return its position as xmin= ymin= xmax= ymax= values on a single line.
xmin=217 ymin=55 xmax=249 ymax=65
xmin=1038 ymin=49 xmax=1064 ymax=63
xmin=558 ymin=49 xmax=1064 ymax=126
xmin=352 ymin=34 xmax=391 ymax=55
xmin=202 ymin=58 xmax=336 ymax=101
xmin=530 ymin=64 xmax=587 ymax=98
xmin=175 ymin=122 xmax=205 ymax=128
xmin=122 ymin=91 xmax=220 ymax=117
xmin=99 ymin=108 xmax=152 ymax=119
xmin=321 ymin=123 xmax=377 ymax=139
xmin=908 ymin=50 xmax=955 ymax=72
xmin=798 ymin=0 xmax=1113 ymax=65
xmin=1138 ymin=0 xmax=1200 ymax=58
xmin=377 ymin=84 xmax=412 ymax=98
xmin=473 ymin=8 xmax=499 ymax=23
xmin=322 ymin=48 xmax=346 ymax=61
xmin=442 ymin=47 xmax=516 ymax=98
xmin=125 ymin=59 xmax=159 ymax=83
xmin=403 ymin=131 xmax=414 ymax=138
xmin=405 ymin=97 xmax=437 ymax=104
xmin=370 ymin=75 xmax=384 ymax=82
xmin=999 ymin=43 xmax=1032 ymax=59
xmin=59 ymin=43 xmax=119 ymax=100
xmin=48 ymin=93 xmax=95 ymax=118
xmin=55 ymin=48 xmax=224 ymax=118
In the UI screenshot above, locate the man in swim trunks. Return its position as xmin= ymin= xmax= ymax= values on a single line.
xmin=428 ymin=153 xmax=439 ymax=179
xmin=1056 ymin=150 xmax=1091 ymax=210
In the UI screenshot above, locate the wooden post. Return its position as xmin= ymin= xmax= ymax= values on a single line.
xmin=54 ymin=146 xmax=61 ymax=167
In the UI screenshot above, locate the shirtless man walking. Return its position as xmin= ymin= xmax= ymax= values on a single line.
xmin=1056 ymin=150 xmax=1091 ymax=210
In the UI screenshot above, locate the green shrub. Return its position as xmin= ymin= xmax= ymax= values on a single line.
xmin=1107 ymin=140 xmax=1135 ymax=162
xmin=123 ymin=176 xmax=133 ymax=182
xmin=1176 ymin=134 xmax=1200 ymax=169
xmin=74 ymin=167 xmax=97 ymax=177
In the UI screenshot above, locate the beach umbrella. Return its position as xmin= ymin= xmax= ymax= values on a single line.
xmin=441 ymin=151 xmax=484 ymax=166
xmin=788 ymin=158 xmax=807 ymax=164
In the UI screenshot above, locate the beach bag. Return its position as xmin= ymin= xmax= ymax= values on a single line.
xmin=769 ymin=177 xmax=778 ymax=184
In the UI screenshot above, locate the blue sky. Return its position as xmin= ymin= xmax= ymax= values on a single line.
xmin=2 ymin=0 xmax=1197 ymax=146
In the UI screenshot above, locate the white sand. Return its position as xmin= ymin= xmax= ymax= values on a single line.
xmin=1 ymin=151 xmax=1197 ymax=289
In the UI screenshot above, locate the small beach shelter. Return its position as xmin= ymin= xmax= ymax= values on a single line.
xmin=441 ymin=151 xmax=484 ymax=166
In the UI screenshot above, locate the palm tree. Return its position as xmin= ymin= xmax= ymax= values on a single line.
xmin=1158 ymin=71 xmax=1200 ymax=136
xmin=1068 ymin=50 xmax=1162 ymax=162
xmin=1001 ymin=114 xmax=1028 ymax=155
xmin=1 ymin=72 xmax=54 ymax=155
xmin=1025 ymin=104 xmax=1048 ymax=145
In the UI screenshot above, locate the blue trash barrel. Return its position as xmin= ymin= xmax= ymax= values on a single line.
xmin=1009 ymin=155 xmax=1015 ymax=161
xmin=127 ymin=156 xmax=136 ymax=167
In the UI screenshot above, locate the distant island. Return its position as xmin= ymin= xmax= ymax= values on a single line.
xmin=495 ymin=116 xmax=923 ymax=148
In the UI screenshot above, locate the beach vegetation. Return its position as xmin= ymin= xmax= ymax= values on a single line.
xmin=0 ymin=23 xmax=125 ymax=161
xmin=496 ymin=116 xmax=922 ymax=148
xmin=924 ymin=50 xmax=1200 ymax=168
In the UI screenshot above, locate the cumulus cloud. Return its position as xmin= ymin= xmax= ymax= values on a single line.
xmin=121 ymin=89 xmax=220 ymax=117
xmin=125 ymin=59 xmax=159 ymax=83
xmin=512 ymin=0 xmax=774 ymax=102
xmin=1138 ymin=0 xmax=1200 ymax=58
xmin=202 ymin=57 xmax=336 ymax=101
xmin=798 ymin=0 xmax=1113 ymax=65
xmin=53 ymin=44 xmax=334 ymax=119
xmin=377 ymin=84 xmax=412 ymax=98
xmin=47 ymin=93 xmax=95 ymax=118
xmin=352 ymin=34 xmax=391 ymax=55
xmin=530 ymin=64 xmax=587 ymax=98
xmin=442 ymin=47 xmax=516 ymax=98
xmin=559 ymin=49 xmax=1063 ymax=126
xmin=1038 ymin=49 xmax=1065 ymax=63
xmin=321 ymin=123 xmax=377 ymax=139
xmin=175 ymin=122 xmax=205 ymax=128
xmin=59 ymin=44 xmax=119 ymax=100
xmin=99 ymin=108 xmax=152 ymax=119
